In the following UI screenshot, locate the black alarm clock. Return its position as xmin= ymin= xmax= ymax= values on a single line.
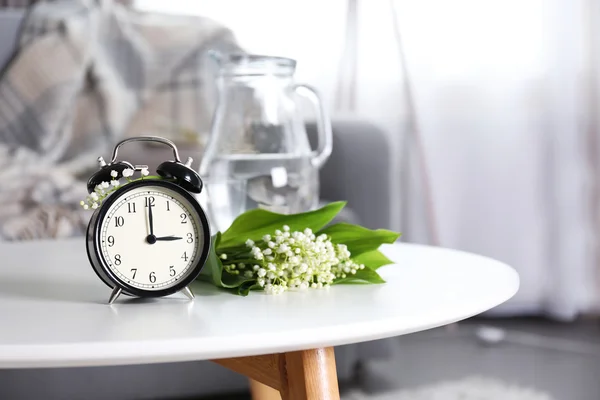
xmin=85 ymin=136 xmax=211 ymax=304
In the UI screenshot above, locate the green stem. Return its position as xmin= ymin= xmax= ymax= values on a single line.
xmin=223 ymin=258 xmax=260 ymax=265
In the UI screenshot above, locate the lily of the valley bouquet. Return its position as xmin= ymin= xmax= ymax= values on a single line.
xmin=199 ymin=202 xmax=401 ymax=295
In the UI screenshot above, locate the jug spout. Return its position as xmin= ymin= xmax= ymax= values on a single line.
xmin=210 ymin=53 xmax=297 ymax=77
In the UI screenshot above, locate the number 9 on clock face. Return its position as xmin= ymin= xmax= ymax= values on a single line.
xmin=86 ymin=180 xmax=211 ymax=298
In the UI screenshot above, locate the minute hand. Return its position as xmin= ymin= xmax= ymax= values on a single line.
xmin=148 ymin=202 xmax=154 ymax=236
xmin=155 ymin=236 xmax=183 ymax=241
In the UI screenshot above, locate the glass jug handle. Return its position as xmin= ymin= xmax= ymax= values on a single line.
xmin=293 ymin=84 xmax=333 ymax=168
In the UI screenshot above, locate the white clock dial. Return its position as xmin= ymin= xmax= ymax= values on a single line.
xmin=98 ymin=185 xmax=204 ymax=291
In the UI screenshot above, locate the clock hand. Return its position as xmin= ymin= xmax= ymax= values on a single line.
xmin=155 ymin=236 xmax=183 ymax=241
xmin=146 ymin=201 xmax=157 ymax=244
xmin=148 ymin=202 xmax=155 ymax=236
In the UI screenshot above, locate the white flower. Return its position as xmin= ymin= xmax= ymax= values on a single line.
xmin=90 ymin=192 xmax=99 ymax=200
xmin=234 ymin=225 xmax=368 ymax=293
xmin=83 ymin=204 xmax=89 ymax=210
xmin=140 ymin=167 xmax=149 ymax=176
xmin=111 ymin=180 xmax=120 ymax=187
xmin=91 ymin=202 xmax=99 ymax=209
xmin=80 ymin=200 xmax=85 ymax=206
xmin=110 ymin=170 xmax=118 ymax=178
xmin=220 ymin=254 xmax=227 ymax=260
xmin=122 ymin=168 xmax=134 ymax=177
xmin=265 ymin=284 xmax=286 ymax=295
xmin=101 ymin=181 xmax=110 ymax=189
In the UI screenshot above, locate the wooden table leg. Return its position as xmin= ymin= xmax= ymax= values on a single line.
xmin=213 ymin=347 xmax=340 ymax=400
xmin=249 ymin=379 xmax=282 ymax=400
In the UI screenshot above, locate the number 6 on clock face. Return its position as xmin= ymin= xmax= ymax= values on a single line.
xmin=86 ymin=180 xmax=211 ymax=300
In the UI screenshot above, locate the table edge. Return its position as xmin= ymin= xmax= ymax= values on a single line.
xmin=0 ymin=268 xmax=519 ymax=369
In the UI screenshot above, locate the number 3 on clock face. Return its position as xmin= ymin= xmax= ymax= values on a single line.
xmin=87 ymin=180 xmax=211 ymax=298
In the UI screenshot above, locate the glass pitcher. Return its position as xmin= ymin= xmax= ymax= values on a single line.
xmin=199 ymin=53 xmax=332 ymax=232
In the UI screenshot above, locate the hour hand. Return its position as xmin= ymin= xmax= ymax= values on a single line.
xmin=155 ymin=235 xmax=183 ymax=241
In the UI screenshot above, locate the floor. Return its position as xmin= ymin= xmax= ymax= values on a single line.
xmin=203 ymin=316 xmax=600 ymax=400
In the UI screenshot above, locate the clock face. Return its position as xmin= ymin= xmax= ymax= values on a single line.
xmin=97 ymin=183 xmax=208 ymax=291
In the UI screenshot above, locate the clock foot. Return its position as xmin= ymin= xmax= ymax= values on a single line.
xmin=108 ymin=287 xmax=122 ymax=305
xmin=181 ymin=286 xmax=195 ymax=300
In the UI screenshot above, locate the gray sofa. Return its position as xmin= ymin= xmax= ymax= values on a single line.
xmin=0 ymin=9 xmax=395 ymax=400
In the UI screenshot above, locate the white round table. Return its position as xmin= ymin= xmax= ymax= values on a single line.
xmin=0 ymin=239 xmax=518 ymax=400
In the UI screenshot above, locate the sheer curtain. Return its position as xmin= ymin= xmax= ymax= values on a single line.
xmin=373 ymin=0 xmax=598 ymax=319
xmin=136 ymin=0 xmax=599 ymax=319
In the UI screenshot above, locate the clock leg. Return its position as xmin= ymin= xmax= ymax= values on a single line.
xmin=181 ymin=286 xmax=195 ymax=300
xmin=108 ymin=287 xmax=122 ymax=305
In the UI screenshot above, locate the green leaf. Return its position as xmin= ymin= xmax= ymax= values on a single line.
xmin=221 ymin=271 xmax=254 ymax=288
xmin=318 ymin=223 xmax=400 ymax=256
xmin=197 ymin=233 xmax=252 ymax=289
xmin=197 ymin=233 xmax=224 ymax=287
xmin=333 ymin=267 xmax=386 ymax=284
xmin=218 ymin=201 xmax=346 ymax=248
xmin=237 ymin=281 xmax=262 ymax=296
xmin=353 ymin=249 xmax=395 ymax=270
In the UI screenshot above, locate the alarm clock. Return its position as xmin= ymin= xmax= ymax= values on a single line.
xmin=85 ymin=136 xmax=211 ymax=304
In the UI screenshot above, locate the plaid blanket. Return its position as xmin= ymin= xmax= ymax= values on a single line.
xmin=0 ymin=0 xmax=241 ymax=240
